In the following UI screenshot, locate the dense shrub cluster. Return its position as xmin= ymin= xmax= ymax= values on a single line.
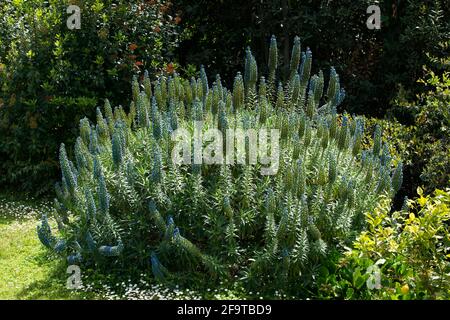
xmin=38 ymin=36 xmax=402 ymax=295
xmin=355 ymin=39 xmax=450 ymax=202
xmin=0 ymin=0 xmax=179 ymax=194
xmin=402 ymin=69 xmax=450 ymax=193
xmin=319 ymin=188 xmax=450 ymax=300
xmin=365 ymin=63 xmax=450 ymax=199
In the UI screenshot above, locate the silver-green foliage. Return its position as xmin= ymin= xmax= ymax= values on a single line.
xmin=38 ymin=35 xmax=401 ymax=292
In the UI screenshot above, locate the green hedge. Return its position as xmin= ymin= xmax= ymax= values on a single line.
xmin=0 ymin=96 xmax=97 ymax=194
xmin=0 ymin=0 xmax=179 ymax=194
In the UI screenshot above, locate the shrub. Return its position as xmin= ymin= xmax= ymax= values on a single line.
xmin=0 ymin=96 xmax=97 ymax=194
xmin=0 ymin=0 xmax=178 ymax=104
xmin=359 ymin=47 xmax=450 ymax=200
xmin=38 ymin=36 xmax=401 ymax=296
xmin=319 ymin=188 xmax=450 ymax=300
xmin=379 ymin=62 xmax=450 ymax=197
xmin=410 ymin=69 xmax=450 ymax=192
xmin=360 ymin=117 xmax=412 ymax=205
xmin=0 ymin=0 xmax=179 ymax=194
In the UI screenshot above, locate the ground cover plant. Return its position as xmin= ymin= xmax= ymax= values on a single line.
xmin=37 ymin=36 xmax=403 ymax=297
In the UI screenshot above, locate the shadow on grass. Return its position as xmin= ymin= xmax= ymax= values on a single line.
xmin=0 ymin=215 xmax=19 ymax=225
xmin=15 ymin=251 xmax=93 ymax=300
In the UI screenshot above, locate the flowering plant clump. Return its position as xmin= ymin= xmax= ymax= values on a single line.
xmin=38 ymin=35 xmax=402 ymax=295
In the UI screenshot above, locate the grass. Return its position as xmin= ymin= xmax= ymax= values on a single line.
xmin=0 ymin=195 xmax=89 ymax=300
xmin=0 ymin=193 xmax=245 ymax=300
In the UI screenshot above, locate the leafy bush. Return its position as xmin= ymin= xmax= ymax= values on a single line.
xmin=0 ymin=96 xmax=98 ymax=194
xmin=0 ymin=0 xmax=179 ymax=194
xmin=373 ymin=64 xmax=450 ymax=198
xmin=319 ymin=188 xmax=450 ymax=300
xmin=409 ymin=69 xmax=450 ymax=192
xmin=359 ymin=49 xmax=449 ymax=200
xmin=0 ymin=0 xmax=178 ymax=103
xmin=37 ymin=36 xmax=402 ymax=296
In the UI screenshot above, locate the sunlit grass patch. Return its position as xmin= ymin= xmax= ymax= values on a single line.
xmin=0 ymin=194 xmax=233 ymax=300
xmin=0 ymin=195 xmax=88 ymax=299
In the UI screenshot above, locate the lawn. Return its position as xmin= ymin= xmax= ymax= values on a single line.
xmin=0 ymin=195 xmax=87 ymax=300
xmin=0 ymin=194 xmax=239 ymax=300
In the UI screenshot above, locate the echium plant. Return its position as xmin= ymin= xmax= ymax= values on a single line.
xmin=38 ymin=35 xmax=402 ymax=295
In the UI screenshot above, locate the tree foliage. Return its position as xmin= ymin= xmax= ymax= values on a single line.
xmin=0 ymin=0 xmax=179 ymax=194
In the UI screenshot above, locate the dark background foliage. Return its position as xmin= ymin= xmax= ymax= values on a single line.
xmin=174 ymin=0 xmax=449 ymax=117
xmin=172 ymin=0 xmax=450 ymax=200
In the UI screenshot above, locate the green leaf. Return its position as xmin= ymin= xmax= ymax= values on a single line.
xmin=345 ymin=287 xmax=355 ymax=299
